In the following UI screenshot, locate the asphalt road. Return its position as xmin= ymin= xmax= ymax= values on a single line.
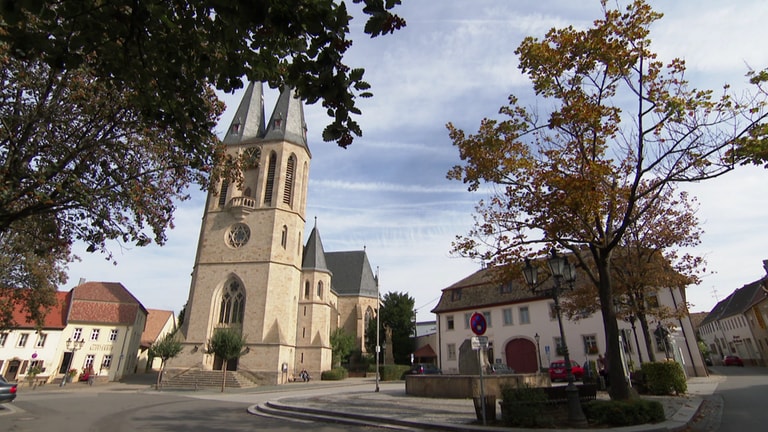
xmin=1 ymin=382 xmax=383 ymax=432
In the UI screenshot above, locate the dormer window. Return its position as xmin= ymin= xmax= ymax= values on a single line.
xmin=231 ymin=122 xmax=241 ymax=134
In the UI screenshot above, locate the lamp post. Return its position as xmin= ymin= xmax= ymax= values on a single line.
xmin=523 ymin=250 xmax=587 ymax=426
xmin=534 ymin=333 xmax=542 ymax=372
xmin=375 ymin=267 xmax=381 ymax=393
xmin=60 ymin=337 xmax=85 ymax=387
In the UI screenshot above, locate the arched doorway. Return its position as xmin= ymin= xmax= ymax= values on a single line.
xmin=504 ymin=338 xmax=538 ymax=373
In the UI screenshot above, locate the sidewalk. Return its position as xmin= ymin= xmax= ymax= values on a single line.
xmin=251 ymin=376 xmax=722 ymax=431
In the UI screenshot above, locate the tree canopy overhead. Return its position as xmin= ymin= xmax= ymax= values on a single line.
xmin=0 ymin=1 xmax=404 ymax=317
xmin=447 ymin=0 xmax=767 ymax=400
xmin=0 ymin=0 xmax=405 ymax=148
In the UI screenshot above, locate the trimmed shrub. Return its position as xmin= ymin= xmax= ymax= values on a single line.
xmin=321 ymin=367 xmax=348 ymax=381
xmin=499 ymin=385 xmax=550 ymax=428
xmin=640 ymin=361 xmax=687 ymax=395
xmin=381 ymin=364 xmax=411 ymax=381
xmin=583 ymin=399 xmax=665 ymax=426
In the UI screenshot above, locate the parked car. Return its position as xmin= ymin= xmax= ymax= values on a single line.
xmin=549 ymin=359 xmax=584 ymax=382
xmin=487 ymin=364 xmax=515 ymax=374
xmin=723 ymin=355 xmax=744 ymax=367
xmin=403 ymin=363 xmax=442 ymax=377
xmin=0 ymin=375 xmax=17 ymax=403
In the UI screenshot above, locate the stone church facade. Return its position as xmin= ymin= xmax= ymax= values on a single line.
xmin=168 ymin=83 xmax=378 ymax=384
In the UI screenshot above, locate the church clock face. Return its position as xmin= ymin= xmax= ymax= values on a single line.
xmin=242 ymin=146 xmax=261 ymax=169
xmin=226 ymin=223 xmax=251 ymax=248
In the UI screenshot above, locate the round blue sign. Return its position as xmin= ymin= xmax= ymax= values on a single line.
xmin=470 ymin=312 xmax=487 ymax=336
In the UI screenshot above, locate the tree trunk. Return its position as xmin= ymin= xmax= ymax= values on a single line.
xmin=221 ymin=359 xmax=228 ymax=393
xmin=638 ymin=313 xmax=657 ymax=362
xmin=156 ymin=360 xmax=164 ymax=390
xmin=593 ymin=248 xmax=631 ymax=400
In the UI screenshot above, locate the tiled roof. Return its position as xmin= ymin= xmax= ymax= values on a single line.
xmin=701 ymin=277 xmax=768 ymax=325
xmin=431 ymin=266 xmax=539 ymax=313
xmin=141 ymin=309 xmax=176 ymax=347
xmin=68 ymin=281 xmax=147 ymax=325
xmin=6 ymin=290 xmax=70 ymax=329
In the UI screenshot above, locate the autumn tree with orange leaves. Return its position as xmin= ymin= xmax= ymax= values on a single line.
xmin=447 ymin=0 xmax=767 ymax=401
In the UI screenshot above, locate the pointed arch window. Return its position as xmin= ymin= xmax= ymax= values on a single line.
xmin=264 ymin=152 xmax=277 ymax=205
xmin=219 ymin=280 xmax=245 ymax=324
xmin=304 ymin=281 xmax=310 ymax=299
xmin=281 ymin=225 xmax=288 ymax=248
xmin=317 ymin=281 xmax=323 ymax=299
xmin=218 ymin=179 xmax=230 ymax=207
xmin=283 ymin=154 xmax=296 ymax=206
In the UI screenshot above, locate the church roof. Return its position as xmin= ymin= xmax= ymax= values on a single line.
xmin=221 ymin=83 xmax=309 ymax=153
xmin=325 ymin=251 xmax=378 ymax=298
xmin=302 ymin=225 xmax=330 ymax=272
xmin=263 ymin=87 xmax=309 ymax=151
xmin=222 ymin=81 xmax=266 ymax=145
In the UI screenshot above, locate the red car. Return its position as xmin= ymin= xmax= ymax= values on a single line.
xmin=723 ymin=355 xmax=744 ymax=367
xmin=549 ymin=360 xmax=584 ymax=382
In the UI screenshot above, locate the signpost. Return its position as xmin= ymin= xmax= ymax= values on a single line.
xmin=470 ymin=313 xmax=488 ymax=425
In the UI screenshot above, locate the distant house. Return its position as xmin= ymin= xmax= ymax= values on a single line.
xmin=0 ymin=291 xmax=69 ymax=383
xmin=431 ymin=266 xmax=706 ymax=378
xmin=698 ymin=263 xmax=768 ymax=366
xmin=0 ymin=281 xmax=148 ymax=383
xmin=137 ymin=309 xmax=177 ymax=372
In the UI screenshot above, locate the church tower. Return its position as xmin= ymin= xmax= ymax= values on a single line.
xmin=173 ymin=83 xmax=312 ymax=383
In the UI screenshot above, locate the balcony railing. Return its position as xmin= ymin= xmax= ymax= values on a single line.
xmin=228 ymin=196 xmax=256 ymax=220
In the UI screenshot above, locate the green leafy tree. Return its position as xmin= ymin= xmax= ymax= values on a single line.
xmin=379 ymin=292 xmax=415 ymax=365
xmin=207 ymin=326 xmax=246 ymax=392
xmin=0 ymin=0 xmax=404 ymax=148
xmin=0 ymin=214 xmax=68 ymax=330
xmin=148 ymin=332 xmax=183 ymax=390
xmin=0 ymin=1 xmax=404 ymax=321
xmin=447 ymin=0 xmax=767 ymax=400
xmin=330 ymin=328 xmax=355 ymax=368
xmin=364 ymin=311 xmax=380 ymax=359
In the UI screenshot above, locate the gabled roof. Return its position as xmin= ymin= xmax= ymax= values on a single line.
xmin=701 ymin=277 xmax=768 ymax=326
xmin=5 ymin=290 xmax=70 ymax=330
xmin=431 ymin=266 xmax=539 ymax=314
xmin=141 ymin=309 xmax=176 ymax=348
xmin=325 ymin=251 xmax=378 ymax=298
xmin=68 ymin=281 xmax=148 ymax=325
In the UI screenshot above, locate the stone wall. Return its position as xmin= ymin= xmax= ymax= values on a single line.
xmin=405 ymin=373 xmax=550 ymax=399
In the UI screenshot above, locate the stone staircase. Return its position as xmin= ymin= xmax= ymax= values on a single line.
xmin=161 ymin=368 xmax=259 ymax=390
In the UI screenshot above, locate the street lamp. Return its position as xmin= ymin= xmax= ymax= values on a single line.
xmin=534 ymin=333 xmax=542 ymax=372
xmin=375 ymin=267 xmax=381 ymax=393
xmin=60 ymin=337 xmax=85 ymax=387
xmin=523 ymin=250 xmax=587 ymax=426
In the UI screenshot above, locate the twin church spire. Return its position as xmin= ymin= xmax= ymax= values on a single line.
xmin=222 ymin=82 xmax=308 ymax=150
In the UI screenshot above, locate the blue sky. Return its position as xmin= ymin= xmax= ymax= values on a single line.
xmin=65 ymin=1 xmax=768 ymax=321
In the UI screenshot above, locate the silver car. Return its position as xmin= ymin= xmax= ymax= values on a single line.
xmin=0 ymin=375 xmax=17 ymax=403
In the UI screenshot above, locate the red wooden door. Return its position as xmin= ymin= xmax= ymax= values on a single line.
xmin=505 ymin=338 xmax=538 ymax=373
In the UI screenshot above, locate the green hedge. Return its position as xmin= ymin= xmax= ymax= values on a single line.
xmin=638 ymin=361 xmax=687 ymax=395
xmin=320 ymin=367 xmax=348 ymax=381
xmin=499 ymin=385 xmax=550 ymax=428
xmin=583 ymin=399 xmax=665 ymax=426
xmin=381 ymin=364 xmax=411 ymax=381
